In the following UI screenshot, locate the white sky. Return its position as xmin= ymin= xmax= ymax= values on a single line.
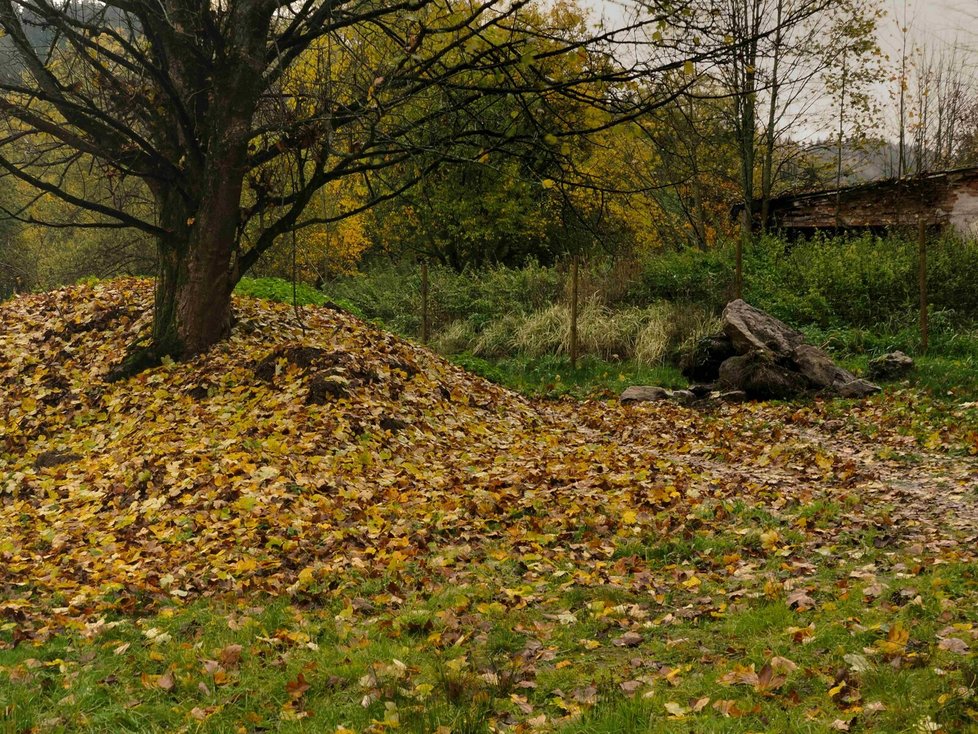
xmin=590 ymin=0 xmax=978 ymax=142
xmin=891 ymin=0 xmax=975 ymax=47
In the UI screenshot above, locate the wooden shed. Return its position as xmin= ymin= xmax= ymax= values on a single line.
xmin=739 ymin=166 xmax=978 ymax=239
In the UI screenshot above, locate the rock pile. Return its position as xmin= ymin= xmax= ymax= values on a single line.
xmin=690 ymin=300 xmax=880 ymax=400
xmin=624 ymin=300 xmax=881 ymax=403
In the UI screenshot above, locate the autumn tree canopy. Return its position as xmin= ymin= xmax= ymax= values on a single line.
xmin=0 ymin=0 xmax=757 ymax=364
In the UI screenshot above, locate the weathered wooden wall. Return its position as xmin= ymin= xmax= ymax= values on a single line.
xmin=766 ymin=168 xmax=978 ymax=238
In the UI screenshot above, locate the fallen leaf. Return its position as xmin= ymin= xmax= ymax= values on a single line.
xmin=286 ymin=673 xmax=310 ymax=700
xmin=613 ymin=631 xmax=643 ymax=648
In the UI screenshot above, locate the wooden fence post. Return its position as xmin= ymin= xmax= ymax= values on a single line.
xmin=918 ymin=217 xmax=928 ymax=354
xmin=570 ymin=254 xmax=580 ymax=370
xmin=420 ymin=259 xmax=430 ymax=345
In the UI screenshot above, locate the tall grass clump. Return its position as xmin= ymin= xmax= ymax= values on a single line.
xmin=513 ymin=304 xmax=566 ymax=357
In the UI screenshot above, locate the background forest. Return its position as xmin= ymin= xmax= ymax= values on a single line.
xmin=6 ymin=2 xmax=978 ymax=731
xmin=2 ymin=0 xmax=978 ymax=393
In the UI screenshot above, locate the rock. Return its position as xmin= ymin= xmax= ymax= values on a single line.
xmin=792 ymin=344 xmax=857 ymax=390
xmin=718 ymin=351 xmax=809 ymax=400
xmin=722 ymin=299 xmax=805 ymax=356
xmin=680 ymin=335 xmax=737 ymax=383
xmin=688 ymin=383 xmax=715 ymax=398
xmin=620 ymin=386 xmax=670 ymax=403
xmin=835 ymin=378 xmax=881 ymax=398
xmin=867 ymin=351 xmax=914 ymax=381
xmin=718 ymin=390 xmax=749 ymax=403
xmin=703 ymin=300 xmax=884 ymax=400
xmin=620 ymin=386 xmax=699 ymax=404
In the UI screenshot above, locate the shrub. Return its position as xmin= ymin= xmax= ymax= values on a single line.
xmin=630 ymin=246 xmax=735 ymax=310
xmin=235 ymin=277 xmax=326 ymax=307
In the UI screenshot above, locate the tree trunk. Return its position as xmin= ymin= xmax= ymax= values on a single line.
xmin=153 ymin=231 xmax=236 ymax=358
xmin=147 ymin=141 xmax=249 ymax=361
xmin=759 ymin=0 xmax=784 ymax=233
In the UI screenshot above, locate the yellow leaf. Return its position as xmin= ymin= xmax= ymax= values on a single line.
xmin=760 ymin=529 xmax=780 ymax=550
xmin=296 ymin=566 xmax=316 ymax=587
xmin=664 ymin=701 xmax=687 ymax=718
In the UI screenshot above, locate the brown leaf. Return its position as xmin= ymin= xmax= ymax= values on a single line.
xmin=938 ymin=637 xmax=970 ymax=654
xmin=769 ymin=656 xmax=798 ymax=673
xmin=619 ymin=679 xmax=643 ymax=695
xmin=202 ymin=659 xmax=222 ymax=676
xmin=218 ymin=643 xmax=244 ymax=667
xmin=786 ymin=589 xmax=816 ymax=611
xmin=613 ymin=631 xmax=643 ymax=648
xmin=712 ymin=699 xmax=745 ymax=717
xmin=286 ymin=672 xmax=310 ymax=700
xmin=754 ymin=663 xmax=787 ymax=693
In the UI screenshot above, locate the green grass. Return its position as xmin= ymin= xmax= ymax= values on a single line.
xmin=908 ymin=355 xmax=978 ymax=401
xmin=235 ymin=277 xmax=367 ymax=319
xmin=447 ymin=353 xmax=687 ymax=399
xmin=235 ymin=276 xmax=326 ymax=306
xmin=4 ymin=532 xmax=976 ymax=733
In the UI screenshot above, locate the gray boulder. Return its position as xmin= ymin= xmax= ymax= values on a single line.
xmin=867 ymin=351 xmax=914 ymax=381
xmin=792 ymin=344 xmax=858 ymax=390
xmin=669 ymin=389 xmax=697 ymax=405
xmin=713 ymin=300 xmax=880 ymax=400
xmin=723 ymin=299 xmax=805 ymax=355
xmin=718 ymin=352 xmax=809 ymax=400
xmin=835 ymin=378 xmax=883 ymax=398
xmin=620 ymin=386 xmax=699 ymax=405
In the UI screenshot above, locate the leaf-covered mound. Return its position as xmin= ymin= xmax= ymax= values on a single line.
xmin=0 ymin=280 xmax=693 ymax=628
xmin=2 ymin=279 xmax=977 ymax=643
xmin=5 ymin=281 xmax=978 ymax=730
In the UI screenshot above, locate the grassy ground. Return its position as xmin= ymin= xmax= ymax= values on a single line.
xmin=3 ymin=488 xmax=977 ymax=733
xmin=448 ymin=354 xmax=687 ymax=399
xmin=3 ymin=279 xmax=978 ymax=733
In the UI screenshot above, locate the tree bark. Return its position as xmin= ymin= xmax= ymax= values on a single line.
xmin=139 ymin=130 xmax=250 ymax=363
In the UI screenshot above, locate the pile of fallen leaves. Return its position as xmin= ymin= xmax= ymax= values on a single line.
xmin=1 ymin=279 xmax=976 ymax=642
xmin=0 ymin=280 xmax=690 ymax=628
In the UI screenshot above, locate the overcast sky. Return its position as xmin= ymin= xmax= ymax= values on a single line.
xmin=891 ymin=0 xmax=974 ymax=47
xmin=590 ymin=0 xmax=977 ymax=142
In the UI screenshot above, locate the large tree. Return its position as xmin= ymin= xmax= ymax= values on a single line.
xmin=0 ymin=0 xmax=755 ymax=364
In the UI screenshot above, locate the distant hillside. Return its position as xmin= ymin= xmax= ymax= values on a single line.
xmin=0 ymin=2 xmax=133 ymax=81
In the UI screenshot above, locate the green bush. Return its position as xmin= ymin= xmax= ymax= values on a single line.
xmin=738 ymin=232 xmax=978 ymax=330
xmin=321 ymin=260 xmax=565 ymax=338
xmin=235 ymin=277 xmax=327 ymax=307
xmin=629 ymin=246 xmax=735 ymax=310
xmin=743 ymin=233 xmax=918 ymax=327
xmin=321 ymin=233 xmax=978 ymax=368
